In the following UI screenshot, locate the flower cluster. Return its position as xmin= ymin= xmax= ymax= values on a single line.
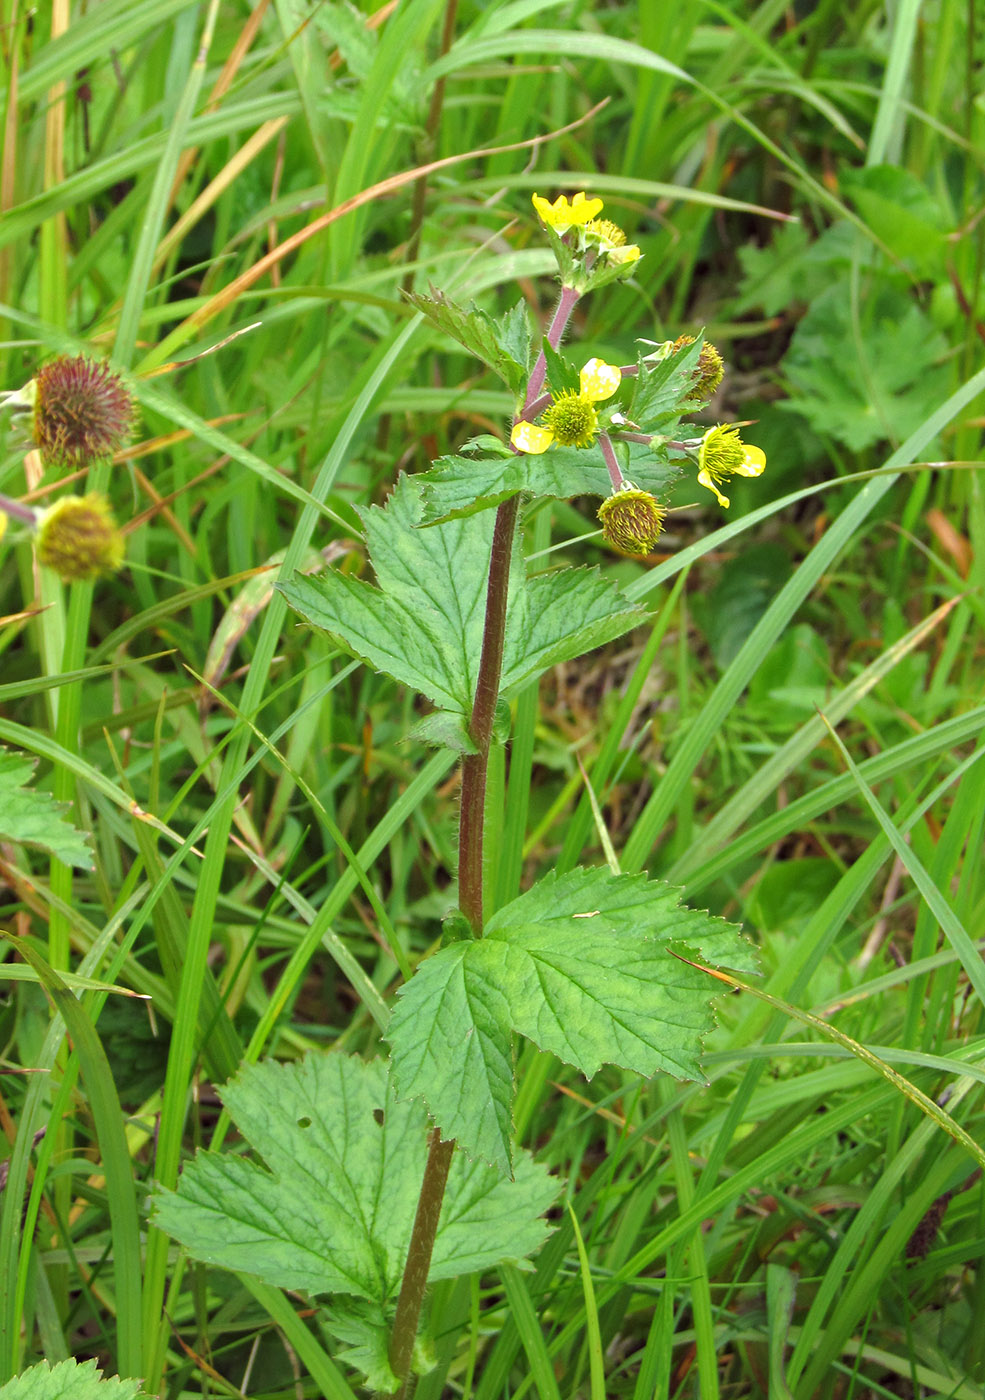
xmin=531 ymin=191 xmax=641 ymax=293
xmin=512 ymin=358 xmax=622 ymax=455
xmin=510 ymin=192 xmax=767 ymax=551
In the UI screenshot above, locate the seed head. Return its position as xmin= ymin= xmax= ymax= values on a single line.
xmin=598 ymin=488 xmax=666 ymax=556
xmin=672 ymin=335 xmax=724 ymax=403
xmin=36 ymin=493 xmax=125 ymax=581
xmin=32 ymin=356 xmax=133 ymax=468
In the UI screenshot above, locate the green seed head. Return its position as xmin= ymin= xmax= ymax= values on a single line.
xmin=36 ymin=494 xmax=125 ymax=581
xmin=672 ymin=334 xmax=725 ymax=402
xmin=597 ymin=488 xmax=666 ymax=556
xmin=32 ymin=356 xmax=133 ymax=468
xmin=542 ymin=391 xmax=599 ymax=449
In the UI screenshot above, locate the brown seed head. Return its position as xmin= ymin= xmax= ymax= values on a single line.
xmin=32 ymin=356 xmax=133 ymax=467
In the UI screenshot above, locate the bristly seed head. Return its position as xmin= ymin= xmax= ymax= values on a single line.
xmin=672 ymin=335 xmax=725 ymax=403
xmin=36 ymin=493 xmax=125 ymax=581
xmin=597 ymin=488 xmax=666 ymax=556
xmin=32 ymin=356 xmax=133 ymax=468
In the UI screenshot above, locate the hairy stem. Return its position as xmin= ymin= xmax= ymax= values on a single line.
xmin=387 ymin=282 xmax=582 ymax=1392
xmin=0 ymin=492 xmax=37 ymax=526
xmin=387 ymin=1129 xmax=455 ymax=1396
xmin=458 ymin=493 xmax=520 ymax=931
xmin=598 ymin=432 xmax=625 ymax=492
xmin=523 ymin=282 xmax=581 ymax=409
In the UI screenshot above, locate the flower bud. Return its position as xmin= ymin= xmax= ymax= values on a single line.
xmin=31 ymin=356 xmax=133 ymax=468
xmin=36 ymin=493 xmax=125 ymax=581
xmin=598 ymin=488 xmax=666 ymax=556
xmin=672 ymin=335 xmax=724 ymax=402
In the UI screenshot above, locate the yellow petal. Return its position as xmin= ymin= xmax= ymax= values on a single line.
xmin=569 ymin=192 xmax=604 ymax=223
xmin=697 ymin=468 xmax=730 ymax=509
xmin=511 ymin=421 xmax=555 ymax=454
xmin=736 ymin=444 xmax=766 ymax=478
xmin=607 ymin=243 xmax=641 ymax=265
xmin=579 ymin=358 xmax=621 ymax=402
xmin=531 ymin=191 xmax=603 ymax=231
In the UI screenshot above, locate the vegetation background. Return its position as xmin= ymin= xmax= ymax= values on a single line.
xmin=1 ymin=0 xmax=984 ymax=1396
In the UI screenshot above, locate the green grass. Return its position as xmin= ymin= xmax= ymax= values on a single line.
xmin=1 ymin=0 xmax=984 ymax=1395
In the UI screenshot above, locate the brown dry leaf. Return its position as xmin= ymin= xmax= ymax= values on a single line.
xmin=926 ymin=506 xmax=973 ymax=578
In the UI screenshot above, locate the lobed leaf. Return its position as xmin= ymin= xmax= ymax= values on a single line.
xmin=405 ymin=289 xmax=529 ymax=395
xmin=152 ymin=1053 xmax=556 ymax=1304
xmin=418 ymin=442 xmax=682 ymax=525
xmin=0 ymin=748 xmax=93 ymax=868
xmin=278 ymin=476 xmax=646 ymax=738
xmin=389 ymin=868 xmax=757 ymax=1172
xmin=0 ymin=1360 xmax=146 ymax=1400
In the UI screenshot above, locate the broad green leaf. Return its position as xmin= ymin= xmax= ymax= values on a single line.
xmin=389 ymin=868 xmax=757 ymax=1172
xmin=541 ymin=336 xmax=580 ymax=395
xmin=628 ymin=336 xmax=705 ymax=427
xmin=0 ymin=1360 xmax=146 ymax=1400
xmin=153 ymin=1053 xmax=556 ymax=1303
xmin=0 ymin=748 xmax=92 ymax=868
xmin=278 ymin=476 xmax=645 ymax=728
xmin=405 ymin=288 xmax=528 ymax=395
xmin=780 ymin=283 xmax=950 ymax=450
xmin=319 ymin=1300 xmax=396 ymax=1395
xmin=418 ymin=443 xmax=682 ymax=525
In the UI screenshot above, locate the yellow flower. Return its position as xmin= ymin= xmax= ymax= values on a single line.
xmin=696 ymin=424 xmax=766 ymax=508
xmin=0 ymin=511 xmax=6 ymax=546
xmin=511 ymin=359 xmax=622 ymax=455
xmin=585 ymin=217 xmax=641 ymax=266
xmin=531 ymin=191 xmax=604 ymax=233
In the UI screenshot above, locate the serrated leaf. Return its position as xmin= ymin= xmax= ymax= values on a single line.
xmin=277 ymin=476 xmax=646 ymax=725
xmin=405 ymin=288 xmax=527 ymax=395
xmin=541 ymin=336 xmax=580 ymax=395
xmin=319 ymin=1300 xmax=397 ymax=1394
xmin=389 ymin=868 xmax=756 ymax=1172
xmin=780 ymin=282 xmax=950 ymax=450
xmin=495 ymin=299 xmax=532 ymax=382
xmin=629 ymin=337 xmax=706 ymax=427
xmin=152 ymin=1053 xmax=556 ymax=1303
xmin=419 ymin=443 xmax=682 ymax=525
xmin=0 ymin=1360 xmax=147 ymax=1400
xmin=407 ymin=710 xmax=479 ymax=753
xmin=0 ymin=749 xmax=93 ymax=868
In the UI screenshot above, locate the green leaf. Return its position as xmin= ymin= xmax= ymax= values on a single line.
xmin=734 ymin=222 xmax=817 ymax=315
xmin=0 ymin=1360 xmax=147 ymax=1400
xmin=418 ymin=443 xmax=682 ymax=525
xmin=319 ymin=1301 xmax=397 ymax=1395
xmin=780 ymin=283 xmax=950 ymax=451
xmin=389 ymin=868 xmax=756 ymax=1172
xmin=628 ymin=336 xmax=705 ymax=428
xmin=840 ymin=166 xmax=951 ymax=280
xmin=278 ymin=475 xmax=646 ymax=728
xmin=0 ymin=748 xmax=93 ymax=868
xmin=405 ymin=288 xmax=528 ymax=395
xmin=541 ymin=336 xmax=580 ymax=395
xmin=152 ymin=1053 xmax=556 ymax=1303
